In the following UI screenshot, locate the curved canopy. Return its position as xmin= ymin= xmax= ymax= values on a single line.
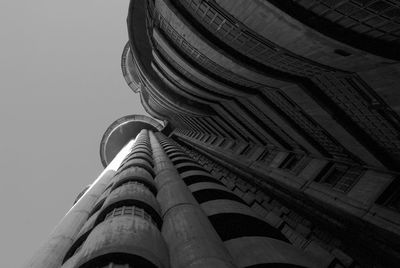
xmin=100 ymin=114 xmax=163 ymax=167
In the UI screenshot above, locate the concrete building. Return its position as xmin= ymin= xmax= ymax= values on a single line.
xmin=27 ymin=1 xmax=400 ymax=267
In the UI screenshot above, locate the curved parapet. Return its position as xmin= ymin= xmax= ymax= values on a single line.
xmin=121 ymin=42 xmax=142 ymax=93
xmin=100 ymin=115 xmax=163 ymax=168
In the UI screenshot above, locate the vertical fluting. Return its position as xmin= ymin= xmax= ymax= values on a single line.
xmin=149 ymin=131 xmax=236 ymax=268
xmin=25 ymin=139 xmax=135 ymax=268
xmin=61 ymin=130 xmax=169 ymax=268
xmin=158 ymin=133 xmax=318 ymax=268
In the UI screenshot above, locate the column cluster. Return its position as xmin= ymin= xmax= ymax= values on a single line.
xmin=60 ymin=129 xmax=317 ymax=268
xmin=152 ymin=132 xmax=317 ymax=268
xmin=61 ymin=130 xmax=168 ymax=268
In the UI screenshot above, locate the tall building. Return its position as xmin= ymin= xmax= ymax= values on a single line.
xmin=27 ymin=1 xmax=400 ymax=268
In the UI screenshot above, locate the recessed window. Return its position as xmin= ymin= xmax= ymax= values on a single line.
xmin=315 ymin=163 xmax=363 ymax=192
xmin=228 ymin=141 xmax=236 ymax=150
xmin=376 ymin=177 xmax=400 ymax=213
xmin=172 ymin=158 xmax=198 ymax=166
xmin=385 ymin=194 xmax=400 ymax=213
xmin=256 ymin=150 xmax=269 ymax=161
xmin=183 ymin=174 xmax=225 ymax=186
xmin=79 ymin=253 xmax=158 ymax=268
xmin=219 ymin=139 xmax=228 ymax=147
xmin=104 ymin=205 xmax=154 ymax=224
xmin=239 ymin=144 xmax=252 ymax=155
xmin=192 ymin=189 xmax=247 ymax=205
xmin=177 ymin=164 xmax=205 ymax=174
xmin=279 ymin=153 xmax=303 ymax=171
xmin=168 ymin=153 xmax=187 ymax=159
xmin=63 ymin=232 xmax=90 ymax=263
xmin=209 ymin=213 xmax=288 ymax=242
xmin=334 ymin=49 xmax=352 ymax=56
xmin=88 ymin=198 xmax=106 ymax=218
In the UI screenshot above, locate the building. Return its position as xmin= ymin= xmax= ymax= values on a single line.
xmin=26 ymin=1 xmax=400 ymax=267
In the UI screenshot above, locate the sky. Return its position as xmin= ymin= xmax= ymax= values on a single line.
xmin=0 ymin=1 xmax=147 ymax=267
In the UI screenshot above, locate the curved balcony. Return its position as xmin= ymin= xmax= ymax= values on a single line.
xmin=75 ymin=214 xmax=169 ymax=268
xmin=120 ymin=153 xmax=154 ymax=169
xmin=117 ymin=158 xmax=155 ymax=178
xmin=126 ymin=0 xmax=214 ymax=122
xmin=96 ymin=182 xmax=162 ymax=228
xmin=112 ymin=169 xmax=157 ymax=196
xmin=124 ymin=152 xmax=153 ymax=164
xmin=175 ymin=162 xmax=206 ymax=174
xmin=121 ymin=42 xmax=142 ymax=93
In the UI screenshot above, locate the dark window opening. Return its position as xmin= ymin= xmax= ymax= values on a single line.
xmin=324 ymin=167 xmax=345 ymax=186
xmin=79 ymin=253 xmax=158 ymax=268
xmin=245 ymin=264 xmax=308 ymax=268
xmin=229 ymin=141 xmax=237 ymax=150
xmin=239 ymin=144 xmax=252 ymax=155
xmin=376 ymin=177 xmax=400 ymax=213
xmin=209 ymin=213 xmax=289 ymax=242
xmin=192 ymin=189 xmax=247 ymax=205
xmin=88 ymin=198 xmax=106 ymax=218
xmin=219 ymin=139 xmax=228 ymax=147
xmin=334 ymin=49 xmax=351 ymax=57
xmin=210 ymin=136 xmax=220 ymax=145
xmin=172 ymin=158 xmax=198 ymax=166
xmin=256 ymin=150 xmax=269 ymax=161
xmin=314 ymin=163 xmax=363 ymax=192
xmin=204 ymin=135 xmax=212 ymax=143
xmin=168 ymin=153 xmax=187 ymax=159
xmin=62 ymin=232 xmax=90 ymax=263
xmin=177 ymin=164 xmax=205 ymax=174
xmin=183 ymin=174 xmax=225 ymax=186
xmin=279 ymin=153 xmax=302 ymax=171
xmin=314 ymin=162 xmax=334 ymax=182
xmin=165 ymin=149 xmax=181 ymax=155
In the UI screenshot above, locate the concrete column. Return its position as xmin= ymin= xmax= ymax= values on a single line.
xmin=162 ymin=137 xmax=319 ymax=268
xmin=25 ymin=139 xmax=136 ymax=268
xmin=149 ymin=131 xmax=236 ymax=268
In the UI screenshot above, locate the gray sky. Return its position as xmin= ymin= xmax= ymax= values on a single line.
xmin=0 ymin=1 xmax=146 ymax=267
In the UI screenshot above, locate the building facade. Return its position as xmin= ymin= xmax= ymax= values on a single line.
xmin=27 ymin=1 xmax=400 ymax=267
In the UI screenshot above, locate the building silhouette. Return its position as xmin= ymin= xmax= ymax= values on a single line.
xmin=27 ymin=1 xmax=400 ymax=267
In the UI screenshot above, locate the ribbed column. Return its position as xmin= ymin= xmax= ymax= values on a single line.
xmin=149 ymin=131 xmax=236 ymax=268
xmin=61 ymin=130 xmax=169 ymax=268
xmin=25 ymin=138 xmax=136 ymax=268
xmin=159 ymin=134 xmax=319 ymax=268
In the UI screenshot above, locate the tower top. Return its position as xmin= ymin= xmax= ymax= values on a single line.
xmin=99 ymin=114 xmax=163 ymax=167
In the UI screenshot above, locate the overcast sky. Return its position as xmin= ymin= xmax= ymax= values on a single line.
xmin=0 ymin=1 xmax=146 ymax=267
